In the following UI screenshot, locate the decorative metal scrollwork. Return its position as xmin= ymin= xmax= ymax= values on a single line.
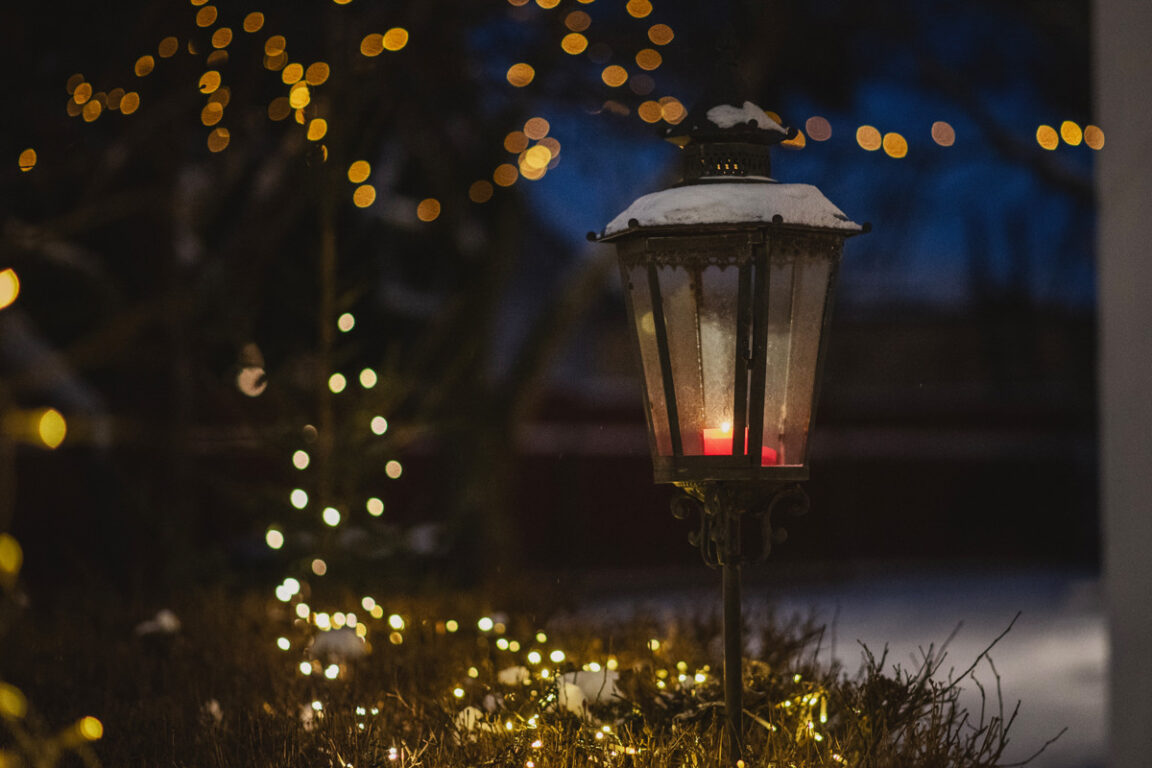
xmin=671 ymin=481 xmax=809 ymax=568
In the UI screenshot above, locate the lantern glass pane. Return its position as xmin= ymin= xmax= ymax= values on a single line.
xmin=625 ymin=265 xmax=673 ymax=456
xmin=697 ymin=266 xmax=739 ymax=445
xmin=659 ymin=266 xmax=706 ymax=455
xmin=761 ymin=251 xmax=834 ymax=465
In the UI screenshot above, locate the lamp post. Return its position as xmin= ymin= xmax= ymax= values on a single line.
xmin=594 ymin=96 xmax=866 ymax=761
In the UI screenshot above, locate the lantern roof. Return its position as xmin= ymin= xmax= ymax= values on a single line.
xmin=663 ymin=99 xmax=793 ymax=147
xmin=601 ymin=181 xmax=864 ymax=239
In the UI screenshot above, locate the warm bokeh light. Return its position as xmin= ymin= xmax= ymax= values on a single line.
xmin=37 ymin=409 xmax=66 ymax=449
xmin=328 ymin=373 xmax=347 ymax=393
xmin=212 ymin=27 xmax=232 ymax=48
xmin=504 ymin=130 xmax=529 ymax=153
xmin=523 ymin=145 xmax=552 ymax=170
xmin=305 ymin=62 xmax=330 ymax=86
xmin=626 ymin=0 xmax=652 ymax=18
xmin=281 ymin=62 xmax=304 ymax=84
xmin=292 ymin=450 xmax=310 ymax=469
xmin=635 ymin=49 xmax=662 ymax=71
xmin=931 ymin=120 xmax=955 ymax=146
xmin=73 ymin=82 xmax=92 ymax=105
xmin=135 ymin=55 xmax=155 ymax=77
xmin=201 ymin=103 xmax=223 ymax=126
xmin=537 ymin=0 xmax=560 ymax=7
xmin=265 ymin=35 xmax=287 ymax=56
xmin=385 ymin=460 xmax=403 ymax=479
xmin=565 ymin=10 xmax=591 ymax=30
xmin=158 ymin=36 xmax=179 ymax=57
xmin=648 ymin=23 xmax=674 ymax=45
xmin=416 ymin=198 xmax=441 ymax=222
xmin=307 ymin=118 xmax=328 ymax=141
xmin=506 ymin=63 xmax=535 ymax=87
xmin=524 ymin=117 xmax=550 ymax=139
xmin=367 ymin=497 xmax=384 ymax=516
xmin=120 ymin=92 xmax=141 ymax=114
xmin=264 ymin=52 xmax=287 ymax=71
xmin=660 ymin=96 xmax=686 ymax=124
xmin=207 ymin=88 xmax=230 ymax=108
xmin=66 ymin=73 xmax=84 ymax=94
xmin=360 ymin=33 xmax=384 ymax=57
xmin=207 ymin=50 xmax=228 ymax=66
xmin=337 ymin=312 xmax=355 ymax=332
xmin=601 ymin=65 xmax=627 ymax=87
xmin=17 ymin=148 xmax=36 ymax=173
xmin=268 ymin=97 xmax=291 ymax=120
xmin=353 ymin=184 xmax=376 ymax=207
xmin=289 ymin=83 xmax=310 ymax=108
xmin=265 ymin=528 xmax=284 ymax=549
xmin=1084 ymin=124 xmax=1105 ymax=150
xmin=0 ymin=269 xmax=18 ymax=309
xmin=322 ymin=507 xmax=341 ymax=527
xmin=195 ymin=6 xmax=217 ymax=27
xmin=290 ymin=489 xmax=308 ymax=509
xmin=0 ymin=685 xmax=28 ymax=721
xmin=370 ymin=416 xmax=388 ymax=435
xmin=77 ymin=716 xmax=103 ymax=742
xmin=359 ymin=368 xmax=378 ymax=389
xmin=561 ymin=33 xmax=588 ymax=55
xmin=882 ymin=132 xmax=908 ymax=158
xmin=243 ymin=12 xmax=264 ymax=32
xmin=469 ymin=180 xmax=494 ymax=203
xmin=1060 ymin=120 xmax=1083 ymax=146
xmin=207 ymin=127 xmax=230 ymax=152
xmin=638 ymin=100 xmax=662 ymax=123
xmin=0 ymin=534 xmax=24 ymax=578
xmin=493 ymin=163 xmax=518 ymax=186
xmin=311 ymin=558 xmax=327 ymax=576
xmin=199 ymin=70 xmax=221 ymax=94
xmin=383 ymin=28 xmax=409 ymax=51
xmin=347 ymin=160 xmax=371 ymax=183
xmin=856 ymin=125 xmax=882 ymax=151
xmin=805 ymin=116 xmax=832 ymax=141
xmin=1036 ymin=124 xmax=1059 ymax=150
xmin=106 ymin=88 xmax=125 ymax=110
xmin=82 ymin=100 xmax=102 ymax=122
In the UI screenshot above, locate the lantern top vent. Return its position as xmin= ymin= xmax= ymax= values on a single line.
xmin=663 ymin=98 xmax=797 ymax=183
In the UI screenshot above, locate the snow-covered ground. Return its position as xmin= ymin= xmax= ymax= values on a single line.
xmin=572 ymin=565 xmax=1105 ymax=768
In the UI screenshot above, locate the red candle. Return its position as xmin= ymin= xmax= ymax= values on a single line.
xmin=701 ymin=424 xmax=779 ymax=466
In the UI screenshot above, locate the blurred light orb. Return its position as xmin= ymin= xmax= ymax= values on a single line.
xmin=35 ymin=409 xmax=67 ymax=449
xmin=243 ymin=12 xmax=264 ymax=32
xmin=383 ymin=28 xmax=409 ymax=51
xmin=1036 ymin=125 xmax=1059 ymax=150
xmin=477 ymin=617 xmax=494 ymax=632
xmin=931 ymin=120 xmax=956 ymax=146
xmin=506 ymin=63 xmax=535 ymax=87
xmin=347 ymin=160 xmax=371 ymax=183
xmin=417 ymin=198 xmax=441 ymax=222
xmin=648 ymin=23 xmax=674 ymax=45
xmin=370 ymin=416 xmax=388 ymax=435
xmin=1060 ymin=120 xmax=1083 ymax=146
xmin=882 ymin=132 xmax=908 ymax=158
xmin=805 ymin=116 xmax=832 ymax=141
xmin=353 ymin=184 xmax=376 ymax=207
xmin=561 ymin=33 xmax=587 ymax=55
xmin=322 ymin=507 xmax=341 ymax=527
xmin=601 ymin=65 xmax=628 ymax=87
xmin=1084 ymin=125 xmax=1105 ymax=149
xmin=290 ymin=488 xmax=308 ymax=509
xmin=0 ymin=268 xmax=20 ymax=309
xmin=359 ymin=368 xmax=378 ymax=389
xmin=236 ymin=366 xmax=267 ymax=396
xmin=385 ymin=460 xmax=403 ymax=479
xmin=366 ymin=497 xmax=384 ymax=516
xmin=265 ymin=528 xmax=285 ymax=549
xmin=277 ymin=637 xmax=291 ymax=651
xmin=292 ymin=450 xmax=310 ymax=469
xmin=328 ymin=373 xmax=347 ymax=393
xmin=311 ymin=558 xmax=327 ymax=576
xmin=77 ymin=717 xmax=103 ymax=741
xmin=856 ymin=125 xmax=882 ymax=151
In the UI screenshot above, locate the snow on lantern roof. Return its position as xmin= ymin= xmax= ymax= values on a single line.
xmin=705 ymin=101 xmax=787 ymax=133
xmin=601 ymin=181 xmax=863 ymax=238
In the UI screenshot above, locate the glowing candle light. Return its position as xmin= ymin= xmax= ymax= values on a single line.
xmin=700 ymin=423 xmax=779 ymax=465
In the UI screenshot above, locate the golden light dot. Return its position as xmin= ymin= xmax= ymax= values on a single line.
xmin=353 ymin=184 xmax=377 ymax=207
xmin=66 ymin=73 xmax=84 ymax=94
xmin=417 ymin=198 xmax=441 ymax=222
xmin=77 ymin=716 xmax=103 ymax=741
xmin=337 ymin=312 xmax=355 ymax=331
xmin=537 ymin=0 xmax=560 ymax=7
xmin=328 ymin=373 xmax=347 ymax=393
xmin=0 ymin=269 xmax=17 ymax=309
xmin=494 ymin=163 xmax=518 ymax=186
xmin=1060 ymin=120 xmax=1083 ymax=146
xmin=322 ymin=507 xmax=341 ymax=526
xmin=504 ymin=130 xmax=529 ymax=153
xmin=0 ymin=534 xmax=22 ymax=577
xmin=0 ymin=684 xmax=27 ymax=720
xmin=208 ymin=87 xmax=230 ymax=107
xmin=311 ymin=558 xmax=327 ymax=576
xmin=360 ymin=33 xmax=384 ymax=57
xmin=17 ymin=149 xmax=36 ymax=173
xmin=82 ymin=100 xmax=102 ymax=122
xmin=506 ymin=63 xmax=535 ymax=87
xmin=264 ymin=52 xmax=287 ymax=71
xmin=212 ymin=27 xmax=232 ymax=48
xmin=243 ymin=12 xmax=264 ymax=32
xmin=289 ymin=82 xmax=310 ymax=108
xmin=195 ymin=6 xmax=217 ymax=27
xmin=806 ymin=116 xmax=832 ymax=141
xmin=648 ymin=23 xmax=674 ymax=45
xmin=389 ymin=631 xmax=403 ymax=645
xmin=106 ymin=88 xmax=125 ymax=110
xmin=508 ymin=0 xmax=529 ymax=5
xmin=158 ymin=36 xmax=179 ymax=57
xmin=601 ymin=65 xmax=627 ymax=87
xmin=626 ymin=0 xmax=652 ymax=18
xmin=539 ymin=136 xmax=560 ymax=157
xmin=524 ymin=116 xmax=550 ymax=139
xmin=333 ymin=0 xmax=352 ymax=4
xmin=561 ymin=33 xmax=588 ymax=55
xmin=469 ymin=180 xmax=494 ymax=203
xmin=660 ymin=96 xmax=686 ymax=124
xmin=306 ymin=118 xmax=327 ymax=141
xmin=199 ymin=70 xmax=221 ymax=93
xmin=281 ymin=63 xmax=304 ymax=84
xmin=635 ymin=48 xmax=662 ymax=71
xmin=359 ymin=368 xmax=377 ymax=389
xmin=931 ymin=120 xmax=955 ymax=146
xmin=201 ymin=103 xmax=223 ymax=126
xmin=856 ymin=125 xmax=882 ymax=151
xmin=120 ymin=92 xmax=141 ymax=114
xmin=66 ymin=99 xmax=82 ymax=117
xmin=305 ymin=62 xmax=330 ymax=85
xmin=882 ymin=132 xmax=908 ymax=158
xmin=523 ymin=145 xmax=552 ymax=170
xmin=383 ymin=28 xmax=409 ymax=51
xmin=268 ymin=97 xmax=291 ymax=120
xmin=207 ymin=51 xmax=228 ymax=69
xmin=265 ymin=528 xmax=284 ymax=549
xmin=265 ymin=35 xmax=287 ymax=56
xmin=367 ymin=497 xmax=384 ymax=516
xmin=519 ymin=162 xmax=545 ymax=181
xmin=1036 ymin=124 xmax=1059 ymax=151
xmin=38 ymin=409 xmax=66 ymax=449
xmin=187 ymin=40 xmax=198 ymax=55
xmin=290 ymin=488 xmax=308 ymax=508
xmin=1084 ymin=124 xmax=1105 ymax=150
xmin=370 ymin=416 xmax=388 ymax=435
xmin=385 ymin=460 xmax=403 ymax=479
xmin=207 ymin=127 xmax=230 ymax=152
xmin=191 ymin=0 xmax=208 ymax=5
xmin=638 ymin=100 xmax=662 ymax=123
xmin=565 ymin=10 xmax=591 ymax=30
xmin=73 ymin=82 xmax=92 ymax=104
xmin=134 ymin=55 xmax=155 ymax=77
